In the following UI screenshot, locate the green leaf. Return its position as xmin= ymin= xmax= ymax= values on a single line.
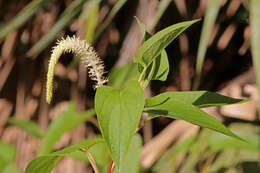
xmin=25 ymin=138 xmax=103 ymax=173
xmin=88 ymin=142 xmax=110 ymax=173
xmin=95 ymin=80 xmax=145 ymax=172
xmin=208 ymin=123 xmax=260 ymax=151
xmin=145 ymin=97 xmax=244 ymax=141
xmin=39 ymin=102 xmax=95 ymax=155
xmin=136 ymin=17 xmax=169 ymax=82
xmin=0 ymin=142 xmax=16 ymax=171
xmin=134 ymin=19 xmax=200 ymax=67
xmin=145 ymin=91 xmax=247 ymax=108
xmin=208 ymin=131 xmax=259 ymax=151
xmin=135 ymin=17 xmax=152 ymax=43
xmin=0 ymin=0 xmax=48 ymax=41
xmin=2 ymin=163 xmax=21 ymax=173
xmin=7 ymin=118 xmax=44 ymax=138
xmin=144 ymin=49 xmax=169 ymax=82
xmin=121 ymin=134 xmax=142 ymax=173
xmin=192 ymin=0 xmax=221 ymax=90
xmin=109 ymin=63 xmax=140 ymax=90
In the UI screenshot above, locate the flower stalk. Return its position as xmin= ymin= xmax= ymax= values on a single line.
xmin=46 ymin=36 xmax=107 ymax=104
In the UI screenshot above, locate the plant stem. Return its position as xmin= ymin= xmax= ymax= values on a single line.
xmin=106 ymin=158 xmax=115 ymax=173
xmin=86 ymin=150 xmax=100 ymax=173
xmin=138 ymin=66 xmax=147 ymax=87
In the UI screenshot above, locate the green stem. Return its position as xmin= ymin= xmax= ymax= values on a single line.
xmin=138 ymin=66 xmax=147 ymax=87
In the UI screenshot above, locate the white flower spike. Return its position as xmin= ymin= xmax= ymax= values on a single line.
xmin=46 ymin=36 xmax=107 ymax=104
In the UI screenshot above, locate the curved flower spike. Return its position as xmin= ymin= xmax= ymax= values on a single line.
xmin=46 ymin=36 xmax=107 ymax=104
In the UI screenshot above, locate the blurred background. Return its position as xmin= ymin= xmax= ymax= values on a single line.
xmin=0 ymin=0 xmax=259 ymax=172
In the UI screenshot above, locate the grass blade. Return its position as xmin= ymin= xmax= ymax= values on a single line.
xmin=27 ymin=0 xmax=86 ymax=57
xmin=7 ymin=118 xmax=44 ymax=138
xmin=94 ymin=0 xmax=127 ymax=42
xmin=83 ymin=0 xmax=100 ymax=43
xmin=250 ymin=0 xmax=260 ymax=112
xmin=192 ymin=0 xmax=221 ymax=90
xmin=151 ymin=0 xmax=171 ymax=31
xmin=0 ymin=0 xmax=48 ymax=41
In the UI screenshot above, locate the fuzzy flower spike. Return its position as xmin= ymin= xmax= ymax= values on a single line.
xmin=46 ymin=36 xmax=107 ymax=104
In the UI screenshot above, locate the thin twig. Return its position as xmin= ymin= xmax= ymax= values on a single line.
xmin=86 ymin=150 xmax=100 ymax=173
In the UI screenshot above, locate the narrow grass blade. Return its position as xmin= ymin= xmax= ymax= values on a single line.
xmin=83 ymin=1 xmax=100 ymax=43
xmin=0 ymin=0 xmax=48 ymax=41
xmin=27 ymin=0 xmax=86 ymax=57
xmin=151 ymin=0 xmax=171 ymax=31
xmin=250 ymin=0 xmax=260 ymax=111
xmin=192 ymin=0 xmax=221 ymax=90
xmin=7 ymin=118 xmax=44 ymax=138
xmin=94 ymin=0 xmax=127 ymax=42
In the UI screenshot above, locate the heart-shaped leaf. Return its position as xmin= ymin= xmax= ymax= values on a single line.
xmin=109 ymin=63 xmax=140 ymax=90
xmin=121 ymin=134 xmax=142 ymax=173
xmin=95 ymin=80 xmax=145 ymax=172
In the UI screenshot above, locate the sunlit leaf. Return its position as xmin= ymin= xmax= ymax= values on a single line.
xmin=135 ymin=19 xmax=200 ymax=67
xmin=145 ymin=91 xmax=247 ymax=109
xmin=145 ymin=97 xmax=244 ymax=141
xmin=95 ymin=80 xmax=145 ymax=172
xmin=109 ymin=63 xmax=140 ymax=90
xmin=136 ymin=17 xmax=170 ymax=83
xmin=25 ymin=138 xmax=103 ymax=173
xmin=121 ymin=134 xmax=142 ymax=173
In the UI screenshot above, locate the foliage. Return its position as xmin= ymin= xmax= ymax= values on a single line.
xmin=0 ymin=1 xmax=258 ymax=173
xmin=23 ymin=18 xmax=248 ymax=173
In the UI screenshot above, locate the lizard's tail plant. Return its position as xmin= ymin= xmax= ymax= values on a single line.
xmin=46 ymin=36 xmax=107 ymax=104
xmin=25 ymin=19 xmax=247 ymax=173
